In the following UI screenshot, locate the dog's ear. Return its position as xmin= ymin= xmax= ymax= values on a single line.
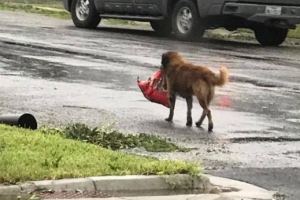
xmin=161 ymin=53 xmax=170 ymax=68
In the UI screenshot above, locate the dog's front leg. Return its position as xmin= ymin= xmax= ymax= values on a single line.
xmin=165 ymin=92 xmax=176 ymax=122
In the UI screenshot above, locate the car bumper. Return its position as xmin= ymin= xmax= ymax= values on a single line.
xmin=222 ymin=2 xmax=300 ymax=28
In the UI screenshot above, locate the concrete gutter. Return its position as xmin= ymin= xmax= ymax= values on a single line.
xmin=206 ymin=175 xmax=277 ymax=199
xmin=0 ymin=174 xmax=277 ymax=200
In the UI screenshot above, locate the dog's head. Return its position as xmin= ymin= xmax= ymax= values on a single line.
xmin=160 ymin=51 xmax=185 ymax=72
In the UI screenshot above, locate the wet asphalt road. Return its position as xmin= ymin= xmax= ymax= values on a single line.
xmin=0 ymin=10 xmax=300 ymax=199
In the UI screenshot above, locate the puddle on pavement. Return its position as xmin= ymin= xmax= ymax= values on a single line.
xmin=229 ymin=136 xmax=300 ymax=143
xmin=286 ymin=118 xmax=300 ymax=124
xmin=231 ymin=75 xmax=283 ymax=88
xmin=23 ymin=55 xmax=115 ymax=70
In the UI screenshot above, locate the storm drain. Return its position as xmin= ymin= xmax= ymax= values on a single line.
xmin=35 ymin=191 xmax=113 ymax=199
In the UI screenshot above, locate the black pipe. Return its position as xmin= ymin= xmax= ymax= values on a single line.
xmin=0 ymin=113 xmax=38 ymax=130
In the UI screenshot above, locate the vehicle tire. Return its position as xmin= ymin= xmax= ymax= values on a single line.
xmin=254 ymin=26 xmax=288 ymax=46
xmin=172 ymin=0 xmax=205 ymax=41
xmin=71 ymin=0 xmax=101 ymax=29
xmin=150 ymin=19 xmax=172 ymax=36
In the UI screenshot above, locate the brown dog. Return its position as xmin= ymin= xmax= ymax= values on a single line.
xmin=160 ymin=51 xmax=229 ymax=131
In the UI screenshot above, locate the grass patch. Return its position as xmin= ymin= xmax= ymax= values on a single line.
xmin=102 ymin=18 xmax=146 ymax=27
xmin=4 ymin=0 xmax=61 ymax=3
xmin=0 ymin=2 xmax=147 ymax=26
xmin=0 ymin=2 xmax=70 ymax=19
xmin=0 ymin=124 xmax=201 ymax=184
xmin=238 ymin=27 xmax=300 ymax=39
xmin=288 ymin=25 xmax=300 ymax=39
xmin=206 ymin=26 xmax=300 ymax=42
xmin=205 ymin=29 xmax=255 ymax=41
xmin=41 ymin=123 xmax=189 ymax=152
xmin=30 ymin=3 xmax=64 ymax=9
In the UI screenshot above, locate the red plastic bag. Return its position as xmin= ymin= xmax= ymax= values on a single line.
xmin=137 ymin=70 xmax=170 ymax=108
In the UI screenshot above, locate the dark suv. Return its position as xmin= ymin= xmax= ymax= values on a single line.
xmin=63 ymin=0 xmax=300 ymax=46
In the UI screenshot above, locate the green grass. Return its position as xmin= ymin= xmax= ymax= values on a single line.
xmin=205 ymin=29 xmax=255 ymax=41
xmin=236 ymin=26 xmax=300 ymax=39
xmin=0 ymin=1 xmax=146 ymax=26
xmin=4 ymin=0 xmax=61 ymax=3
xmin=0 ymin=124 xmax=201 ymax=184
xmin=288 ymin=25 xmax=300 ymax=39
xmin=30 ymin=3 xmax=64 ymax=9
xmin=239 ymin=26 xmax=300 ymax=39
xmin=206 ymin=26 xmax=300 ymax=41
xmin=0 ymin=2 xmax=70 ymax=19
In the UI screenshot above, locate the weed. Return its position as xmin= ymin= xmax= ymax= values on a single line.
xmin=46 ymin=123 xmax=191 ymax=152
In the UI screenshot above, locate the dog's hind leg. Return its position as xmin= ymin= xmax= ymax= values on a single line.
xmin=196 ymin=102 xmax=213 ymax=131
xmin=195 ymin=99 xmax=213 ymax=132
xmin=165 ymin=92 xmax=176 ymax=122
xmin=193 ymin=82 xmax=212 ymax=131
xmin=207 ymin=109 xmax=213 ymax=131
xmin=206 ymin=88 xmax=215 ymax=131
xmin=186 ymin=96 xmax=193 ymax=126
xmin=195 ymin=98 xmax=208 ymax=128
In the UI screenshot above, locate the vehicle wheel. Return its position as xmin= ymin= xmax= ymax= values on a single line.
xmin=150 ymin=19 xmax=172 ymax=36
xmin=172 ymin=0 xmax=205 ymax=41
xmin=254 ymin=26 xmax=288 ymax=46
xmin=71 ymin=0 xmax=101 ymax=29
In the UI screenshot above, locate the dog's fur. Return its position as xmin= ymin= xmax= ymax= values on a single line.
xmin=160 ymin=51 xmax=229 ymax=131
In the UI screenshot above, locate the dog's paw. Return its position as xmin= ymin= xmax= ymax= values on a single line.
xmin=195 ymin=122 xmax=202 ymax=127
xmin=165 ymin=118 xmax=173 ymax=122
xmin=208 ymin=123 xmax=214 ymax=132
xmin=186 ymin=121 xmax=193 ymax=127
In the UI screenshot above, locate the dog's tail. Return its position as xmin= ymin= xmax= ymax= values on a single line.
xmin=212 ymin=67 xmax=229 ymax=87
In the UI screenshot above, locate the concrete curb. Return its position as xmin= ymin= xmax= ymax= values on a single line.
xmin=0 ymin=174 xmax=213 ymax=194
xmin=0 ymin=174 xmax=277 ymax=200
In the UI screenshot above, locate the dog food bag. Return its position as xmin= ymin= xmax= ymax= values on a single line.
xmin=137 ymin=70 xmax=170 ymax=108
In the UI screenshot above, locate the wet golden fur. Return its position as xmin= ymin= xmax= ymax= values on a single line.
xmin=160 ymin=51 xmax=229 ymax=131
